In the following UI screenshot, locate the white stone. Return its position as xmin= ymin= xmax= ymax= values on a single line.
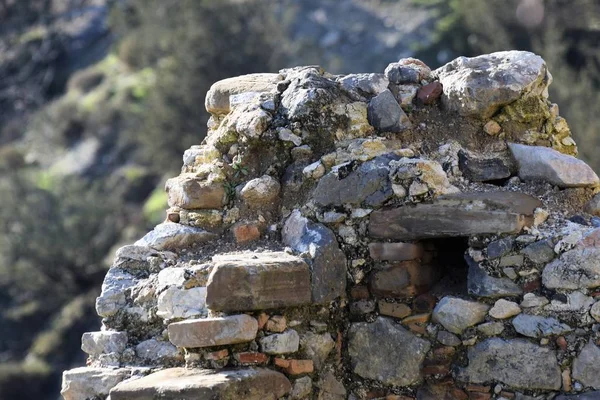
xmin=489 ymin=299 xmax=521 ymax=319
xmin=157 ymin=286 xmax=207 ymax=320
xmin=303 ymin=161 xmax=326 ymax=180
xmin=81 ymin=331 xmax=127 ymax=357
xmin=259 ymin=329 xmax=300 ymax=355
xmin=61 ymin=367 xmax=130 ymax=400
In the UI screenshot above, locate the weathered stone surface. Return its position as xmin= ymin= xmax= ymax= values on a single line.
xmin=370 ymin=261 xmax=440 ymax=298
xmin=135 ymin=222 xmax=216 ymax=251
xmin=489 ymin=299 xmax=521 ymax=319
xmin=282 ymin=210 xmax=347 ymax=303
xmin=542 ymin=248 xmax=600 ymax=290
xmin=460 ymin=338 xmax=561 ymax=390
xmin=259 ymin=330 xmax=300 ymax=355
xmin=135 ymin=339 xmax=180 ymax=363
xmin=467 ymin=257 xmax=522 ymax=298
xmin=437 ymin=330 xmax=461 ymax=346
xmin=432 ymin=296 xmax=489 ymax=334
xmin=556 ymin=392 xmax=600 ymax=400
xmin=521 ymin=293 xmax=550 ymax=308
xmin=487 ymin=237 xmax=514 ymax=259
xmin=61 ymin=367 xmax=130 ymax=400
xmin=338 ymin=73 xmax=389 ymax=97
xmin=348 ymin=317 xmax=430 ymax=386
xmin=206 ymin=252 xmax=311 ymax=312
xmin=512 ymin=314 xmax=572 ymax=338
xmin=509 ymin=143 xmax=599 ymax=188
xmin=110 ymin=367 xmax=291 ymax=400
xmin=168 ymin=315 xmax=258 ymax=348
xmin=477 ymin=321 xmax=505 ymax=336
xmin=240 ymin=175 xmax=281 ymax=207
xmin=367 ymin=89 xmax=411 ymax=132
xmin=313 ymin=156 xmax=395 ymax=207
xmin=573 ymin=341 xmax=600 ymax=390
xmin=205 ymin=73 xmax=282 ymax=115
xmin=389 ymin=157 xmax=459 ymax=197
xmin=96 ymin=268 xmax=136 ymax=317
xmin=299 ymin=332 xmax=335 ymax=369
xmin=385 ymin=58 xmax=431 ymax=84
xmin=290 ymin=376 xmax=313 ymax=399
xmin=435 ymin=51 xmax=549 ymax=118
xmin=368 ymin=242 xmax=424 ymax=261
xmin=316 ymin=371 xmax=346 ymax=400
xmin=369 ymin=191 xmax=540 ymax=240
xmin=521 ymin=240 xmax=555 ymax=263
xmin=166 ymin=174 xmax=227 ymax=209
xmin=378 ymin=301 xmax=412 ymax=319
xmin=157 ymin=286 xmax=207 ymax=320
xmin=585 ymin=194 xmax=600 ymax=217
xmin=81 ymin=331 xmax=127 ymax=357
xmin=458 ymin=150 xmax=512 ymax=182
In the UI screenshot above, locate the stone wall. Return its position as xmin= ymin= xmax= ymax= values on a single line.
xmin=61 ymin=51 xmax=600 ymax=400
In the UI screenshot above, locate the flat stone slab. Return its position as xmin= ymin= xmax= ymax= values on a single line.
xmin=61 ymin=367 xmax=130 ymax=400
xmin=110 ymin=367 xmax=291 ymax=400
xmin=205 ymin=73 xmax=282 ymax=115
xmin=459 ymin=338 xmax=561 ymax=390
xmin=509 ymin=143 xmax=599 ymax=188
xmin=135 ymin=222 xmax=217 ymax=251
xmin=369 ymin=191 xmax=540 ymax=240
xmin=168 ymin=314 xmax=258 ymax=348
xmin=206 ymin=252 xmax=311 ymax=312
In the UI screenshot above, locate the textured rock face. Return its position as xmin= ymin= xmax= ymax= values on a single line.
xmin=135 ymin=222 xmax=216 ymax=251
xmin=61 ymin=367 xmax=130 ymax=400
xmin=432 ymin=297 xmax=489 ymax=334
xmin=63 ymin=52 xmax=600 ymax=400
xmin=110 ymin=368 xmax=291 ymax=400
xmin=206 ymin=252 xmax=311 ymax=311
xmin=168 ymin=315 xmax=258 ymax=348
xmin=435 ymin=51 xmax=549 ymax=118
xmin=282 ymin=210 xmax=346 ymax=303
xmin=509 ymin=143 xmax=599 ymax=188
xmin=348 ymin=317 xmax=430 ymax=386
xmin=460 ymin=338 xmax=562 ymax=390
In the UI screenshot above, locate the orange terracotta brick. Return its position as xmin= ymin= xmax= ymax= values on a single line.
xmin=232 ymin=222 xmax=261 ymax=243
xmin=499 ymin=391 xmax=515 ymax=399
xmin=422 ymin=364 xmax=450 ymax=376
xmin=274 ymin=358 xmax=313 ymax=375
xmin=236 ymin=352 xmax=268 ymax=365
xmin=449 ymin=388 xmax=469 ymax=400
xmin=468 ymin=393 xmax=491 ymax=400
xmin=557 ymin=336 xmax=568 ymax=351
xmin=402 ymin=313 xmax=430 ymax=325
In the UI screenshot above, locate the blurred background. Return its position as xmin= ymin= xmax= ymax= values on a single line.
xmin=0 ymin=0 xmax=598 ymax=398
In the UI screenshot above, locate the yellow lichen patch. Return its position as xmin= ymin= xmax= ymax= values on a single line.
xmin=332 ymin=102 xmax=374 ymax=141
xmin=179 ymin=209 xmax=223 ymax=230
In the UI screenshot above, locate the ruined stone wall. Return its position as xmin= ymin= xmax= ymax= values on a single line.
xmin=61 ymin=51 xmax=600 ymax=400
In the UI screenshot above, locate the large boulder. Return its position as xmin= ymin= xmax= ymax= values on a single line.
xmin=435 ymin=51 xmax=550 ymax=118
xmin=459 ymin=338 xmax=561 ymax=390
xmin=573 ymin=341 xmax=600 ymax=390
xmin=348 ymin=317 xmax=430 ymax=386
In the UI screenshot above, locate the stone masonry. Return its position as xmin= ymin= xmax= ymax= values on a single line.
xmin=62 ymin=51 xmax=600 ymax=400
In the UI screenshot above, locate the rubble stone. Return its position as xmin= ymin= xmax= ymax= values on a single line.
xmin=168 ymin=315 xmax=258 ymax=348
xmin=432 ymin=296 xmax=489 ymax=334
